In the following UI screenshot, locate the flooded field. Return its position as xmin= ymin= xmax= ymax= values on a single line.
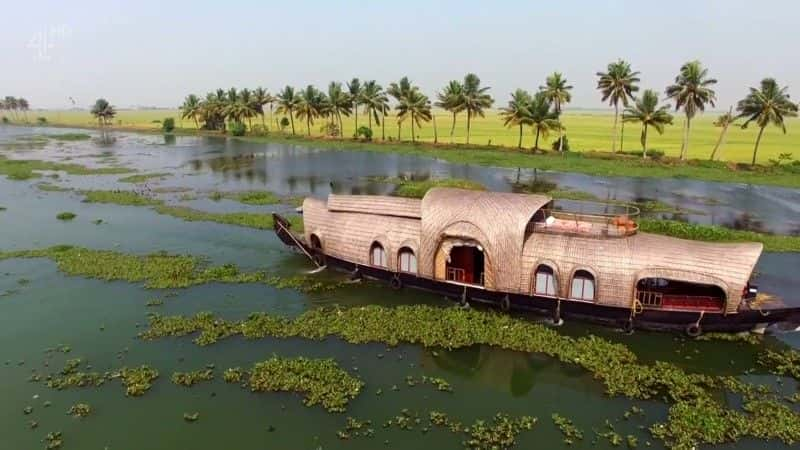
xmin=1 ymin=125 xmax=799 ymax=450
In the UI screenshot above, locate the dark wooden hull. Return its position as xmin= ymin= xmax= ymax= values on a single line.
xmin=273 ymin=214 xmax=800 ymax=335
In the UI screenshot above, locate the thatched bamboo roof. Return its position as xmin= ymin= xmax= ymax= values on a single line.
xmin=328 ymin=194 xmax=421 ymax=219
xmin=419 ymin=188 xmax=551 ymax=291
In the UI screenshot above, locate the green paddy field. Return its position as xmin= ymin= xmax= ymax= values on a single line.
xmin=26 ymin=108 xmax=800 ymax=165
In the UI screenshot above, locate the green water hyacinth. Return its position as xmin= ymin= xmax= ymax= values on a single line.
xmin=552 ymin=413 xmax=583 ymax=444
xmin=171 ymin=369 xmax=214 ymax=387
xmin=67 ymin=403 xmax=91 ymax=418
xmin=117 ymin=365 xmax=159 ymax=397
xmin=140 ymin=304 xmax=800 ymax=449
xmin=244 ymin=357 xmax=363 ymax=413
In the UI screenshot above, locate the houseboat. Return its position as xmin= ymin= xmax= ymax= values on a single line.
xmin=272 ymin=188 xmax=800 ymax=336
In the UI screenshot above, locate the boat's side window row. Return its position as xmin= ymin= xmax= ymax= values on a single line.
xmin=534 ymin=265 xmax=596 ymax=301
xmin=370 ymin=243 xmax=418 ymax=273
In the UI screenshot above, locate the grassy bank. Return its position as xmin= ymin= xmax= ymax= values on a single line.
xmin=24 ymin=109 xmax=800 ymax=164
xmin=9 ymin=112 xmax=800 ymax=189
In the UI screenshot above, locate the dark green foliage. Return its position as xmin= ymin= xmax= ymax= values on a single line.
xmin=37 ymin=117 xmax=48 ymax=124
xmin=162 ymin=117 xmax=175 ymax=132
xmin=118 ymin=365 xmax=159 ymax=396
xmin=229 ymin=121 xmax=246 ymax=136
xmin=356 ymin=126 xmax=373 ymax=141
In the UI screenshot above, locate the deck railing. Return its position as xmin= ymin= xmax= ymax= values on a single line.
xmin=529 ymin=200 xmax=640 ymax=238
xmin=446 ymin=267 xmax=465 ymax=283
xmin=636 ymin=290 xmax=724 ymax=312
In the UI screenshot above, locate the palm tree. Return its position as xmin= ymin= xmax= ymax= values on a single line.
xmin=665 ymin=60 xmax=717 ymax=160
xmin=709 ymin=107 xmax=736 ymax=161
xmin=347 ymin=78 xmax=362 ymax=137
xmin=387 ymin=77 xmax=414 ymax=140
xmin=736 ymin=78 xmax=798 ymax=166
xmin=622 ymin=89 xmax=674 ymax=157
xmin=435 ymin=80 xmax=464 ymax=142
xmin=180 ymin=94 xmax=202 ymax=129
xmin=17 ymin=98 xmax=29 ymax=122
xmin=276 ymin=86 xmax=300 ymax=135
xmin=461 ymin=73 xmax=493 ymax=144
xmin=325 ymin=82 xmax=352 ymax=137
xmin=90 ymin=98 xmax=116 ymax=126
xmin=4 ymin=97 xmax=18 ymax=120
xmin=596 ymin=60 xmax=640 ymax=153
xmin=499 ymin=89 xmax=532 ymax=149
xmin=540 ymin=72 xmax=573 ymax=152
xmin=526 ymin=92 xmax=560 ymax=151
xmin=395 ymin=88 xmax=432 ymax=143
xmin=253 ymin=87 xmax=270 ymax=129
xmin=361 ymin=80 xmax=386 ymax=134
xmin=238 ymin=88 xmax=257 ymax=129
xmin=296 ymin=85 xmax=325 ymax=136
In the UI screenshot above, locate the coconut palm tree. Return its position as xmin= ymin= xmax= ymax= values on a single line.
xmin=395 ymin=88 xmax=432 ymax=143
xmin=622 ymin=89 xmax=673 ymax=157
xmin=596 ymin=60 xmax=640 ymax=153
xmin=238 ymin=88 xmax=258 ymax=129
xmin=276 ymin=86 xmax=300 ymax=135
xmin=526 ymin=92 xmax=560 ymax=151
xmin=387 ymin=77 xmax=414 ymax=140
xmin=180 ymin=94 xmax=202 ymax=129
xmin=253 ymin=87 xmax=270 ymax=129
xmin=461 ymin=73 xmax=493 ymax=144
xmin=347 ymin=78 xmax=362 ymax=137
xmin=665 ymin=60 xmax=717 ymax=160
xmin=17 ymin=98 xmax=29 ymax=122
xmin=435 ymin=80 xmax=464 ymax=142
xmin=199 ymin=91 xmax=226 ymax=131
xmin=4 ymin=97 xmax=18 ymax=120
xmin=709 ymin=107 xmax=736 ymax=161
xmin=296 ymin=85 xmax=325 ymax=136
xmin=499 ymin=89 xmax=532 ymax=149
xmin=361 ymin=80 xmax=387 ymax=135
xmin=736 ymin=78 xmax=798 ymax=166
xmin=325 ymin=82 xmax=352 ymax=137
xmin=540 ymin=72 xmax=573 ymax=152
xmin=90 ymin=98 xmax=116 ymax=126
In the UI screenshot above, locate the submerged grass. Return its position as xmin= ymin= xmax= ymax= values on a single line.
xmin=0 ymin=154 xmax=133 ymax=180
xmin=0 ymin=245 xmax=337 ymax=292
xmin=79 ymin=190 xmax=304 ymax=232
xmin=213 ymin=190 xmax=281 ymax=205
xmin=140 ymin=304 xmax=800 ymax=449
xmin=118 ymin=172 xmax=172 ymax=183
xmin=244 ymin=357 xmax=363 ymax=413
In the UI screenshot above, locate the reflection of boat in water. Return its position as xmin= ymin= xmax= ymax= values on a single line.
xmin=421 ymin=346 xmax=594 ymax=398
xmin=273 ymin=188 xmax=800 ymax=336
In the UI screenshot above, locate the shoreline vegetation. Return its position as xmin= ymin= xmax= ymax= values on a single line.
xmin=8 ymin=119 xmax=800 ymax=189
xmin=139 ymin=305 xmax=800 ymax=449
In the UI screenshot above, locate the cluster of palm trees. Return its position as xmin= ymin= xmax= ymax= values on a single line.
xmin=596 ymin=59 xmax=797 ymax=164
xmin=1 ymin=96 xmax=30 ymax=121
xmin=178 ymin=61 xmax=797 ymax=165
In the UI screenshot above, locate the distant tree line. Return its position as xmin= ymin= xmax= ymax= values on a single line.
xmin=176 ymin=61 xmax=797 ymax=165
xmin=0 ymin=96 xmax=30 ymax=122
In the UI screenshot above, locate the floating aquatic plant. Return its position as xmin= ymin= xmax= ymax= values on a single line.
xmin=118 ymin=172 xmax=172 ymax=183
xmin=337 ymin=417 xmax=374 ymax=440
xmin=244 ymin=357 xmax=363 ymax=413
xmin=140 ymin=304 xmax=800 ymax=449
xmin=0 ymin=154 xmax=133 ymax=180
xmin=116 ymin=365 xmax=159 ymax=397
xmin=145 ymin=298 xmax=164 ymax=307
xmin=36 ymin=183 xmax=71 ymax=192
xmin=82 ymin=190 xmax=162 ymax=206
xmin=183 ymin=412 xmax=200 ymax=422
xmin=171 ymin=369 xmax=214 ymax=387
xmin=56 ymin=212 xmax=76 ymax=221
xmin=552 ymin=413 xmax=583 ymax=444
xmin=44 ymin=431 xmax=63 ymax=449
xmin=67 ymin=403 xmax=91 ymax=418
xmin=223 ymin=367 xmax=245 ymax=383
xmin=758 ymin=348 xmax=800 ymax=380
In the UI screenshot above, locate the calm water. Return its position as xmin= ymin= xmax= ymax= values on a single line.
xmin=0 ymin=126 xmax=798 ymax=449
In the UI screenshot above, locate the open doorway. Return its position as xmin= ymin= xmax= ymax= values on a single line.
xmin=446 ymin=245 xmax=485 ymax=285
xmin=636 ymin=278 xmax=726 ymax=312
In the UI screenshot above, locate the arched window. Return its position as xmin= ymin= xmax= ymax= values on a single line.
xmin=370 ymin=242 xmax=387 ymax=267
xmin=534 ymin=265 xmax=557 ymax=296
xmin=398 ymin=247 xmax=417 ymax=273
xmin=570 ymin=270 xmax=595 ymax=301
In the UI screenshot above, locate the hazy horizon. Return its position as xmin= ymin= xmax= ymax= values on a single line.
xmin=2 ymin=0 xmax=798 ymax=111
